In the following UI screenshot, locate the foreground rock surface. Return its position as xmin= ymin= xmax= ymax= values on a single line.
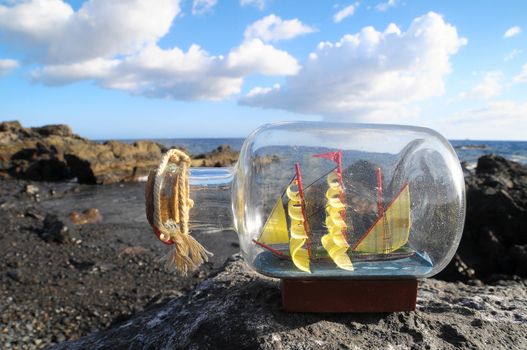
xmin=53 ymin=255 xmax=527 ymax=350
xmin=0 ymin=178 xmax=236 ymax=349
xmin=439 ymin=154 xmax=527 ymax=281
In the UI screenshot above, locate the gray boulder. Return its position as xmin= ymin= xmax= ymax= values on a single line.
xmin=51 ymin=255 xmax=527 ymax=350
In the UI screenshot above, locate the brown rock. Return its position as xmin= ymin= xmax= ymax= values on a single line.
xmin=0 ymin=121 xmax=163 ymax=184
xmin=191 ymin=144 xmax=239 ymax=167
xmin=0 ymin=120 xmax=242 ymax=184
xmin=118 ymin=246 xmax=148 ymax=257
xmin=33 ymin=124 xmax=73 ymax=137
xmin=68 ymin=208 xmax=103 ymax=225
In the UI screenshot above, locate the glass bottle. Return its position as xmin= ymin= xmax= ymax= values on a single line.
xmin=153 ymin=121 xmax=465 ymax=279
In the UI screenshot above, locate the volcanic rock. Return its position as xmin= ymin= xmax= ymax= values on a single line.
xmin=51 ymin=255 xmax=527 ymax=350
xmin=192 ymin=144 xmax=239 ymax=167
xmin=0 ymin=121 xmax=241 ymax=184
xmin=438 ymin=154 xmax=527 ymax=281
xmin=0 ymin=120 xmax=163 ymax=184
xmin=40 ymin=214 xmax=71 ymax=243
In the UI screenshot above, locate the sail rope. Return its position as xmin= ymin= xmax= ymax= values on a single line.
xmin=145 ymin=149 xmax=211 ymax=276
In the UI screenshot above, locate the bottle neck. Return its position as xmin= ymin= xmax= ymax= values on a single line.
xmin=189 ymin=167 xmax=235 ymax=188
xmin=188 ymin=167 xmax=235 ymax=233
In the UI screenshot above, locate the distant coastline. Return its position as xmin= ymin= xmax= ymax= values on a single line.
xmin=108 ymin=137 xmax=527 ymax=165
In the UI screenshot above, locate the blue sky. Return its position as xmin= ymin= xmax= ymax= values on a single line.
xmin=0 ymin=0 xmax=526 ymax=140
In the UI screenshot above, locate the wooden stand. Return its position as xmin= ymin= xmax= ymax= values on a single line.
xmin=281 ymin=279 xmax=418 ymax=313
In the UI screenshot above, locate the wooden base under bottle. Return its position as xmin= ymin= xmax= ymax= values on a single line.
xmin=281 ymin=278 xmax=418 ymax=313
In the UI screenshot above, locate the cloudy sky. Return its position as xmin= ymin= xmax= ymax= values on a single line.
xmin=0 ymin=0 xmax=526 ymax=140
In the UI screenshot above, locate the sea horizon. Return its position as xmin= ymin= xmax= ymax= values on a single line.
xmin=101 ymin=137 xmax=527 ymax=166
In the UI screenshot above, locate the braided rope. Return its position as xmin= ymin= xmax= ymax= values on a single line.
xmin=145 ymin=149 xmax=211 ymax=276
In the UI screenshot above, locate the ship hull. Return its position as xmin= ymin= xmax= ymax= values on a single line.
xmin=261 ymin=244 xmax=416 ymax=262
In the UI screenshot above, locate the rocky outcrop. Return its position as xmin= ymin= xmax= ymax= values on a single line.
xmin=191 ymin=144 xmax=239 ymax=167
xmin=438 ymin=154 xmax=527 ymax=281
xmin=0 ymin=121 xmax=240 ymax=184
xmin=0 ymin=121 xmax=163 ymax=184
xmin=51 ymin=255 xmax=527 ymax=350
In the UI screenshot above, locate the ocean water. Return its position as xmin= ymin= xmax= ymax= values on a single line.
xmin=450 ymin=140 xmax=527 ymax=166
xmin=120 ymin=138 xmax=527 ymax=166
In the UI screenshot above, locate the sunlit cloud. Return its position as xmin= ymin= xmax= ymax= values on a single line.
xmin=376 ymin=0 xmax=397 ymax=12
xmin=457 ymin=71 xmax=503 ymax=99
xmin=244 ymin=14 xmax=315 ymax=42
xmin=440 ymin=100 xmax=527 ymax=140
xmin=0 ymin=59 xmax=19 ymax=76
xmin=0 ymin=0 xmax=181 ymax=64
xmin=0 ymin=0 xmax=299 ymax=101
xmin=504 ymin=49 xmax=522 ymax=62
xmin=333 ymin=4 xmax=357 ymax=23
xmin=504 ymin=26 xmax=521 ymax=39
xmin=240 ymin=0 xmax=267 ymax=11
xmin=241 ymin=12 xmax=467 ymax=123
xmin=192 ymin=0 xmax=217 ymax=15
xmin=513 ymin=63 xmax=527 ymax=83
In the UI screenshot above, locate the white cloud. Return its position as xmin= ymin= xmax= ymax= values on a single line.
xmin=0 ymin=58 xmax=19 ymax=76
xmin=440 ymin=101 xmax=527 ymax=140
xmin=513 ymin=63 xmax=527 ymax=83
xmin=457 ymin=71 xmax=503 ymax=99
xmin=192 ymin=0 xmax=217 ymax=15
xmin=0 ymin=0 xmax=300 ymax=101
xmin=376 ymin=0 xmax=397 ymax=12
xmin=241 ymin=12 xmax=466 ymax=122
xmin=244 ymin=15 xmax=315 ymax=42
xmin=0 ymin=0 xmax=181 ymax=64
xmin=333 ymin=4 xmax=356 ymax=23
xmin=226 ymin=38 xmax=300 ymax=76
xmin=240 ymin=0 xmax=267 ymax=10
xmin=504 ymin=26 xmax=521 ymax=39
xmin=504 ymin=49 xmax=522 ymax=61
xmin=34 ymin=40 xmax=299 ymax=101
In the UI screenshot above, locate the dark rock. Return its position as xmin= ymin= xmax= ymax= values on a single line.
xmin=68 ymin=258 xmax=95 ymax=271
xmin=25 ymin=207 xmax=46 ymax=221
xmin=438 ymin=154 xmax=527 ymax=281
xmin=40 ymin=214 xmax=71 ymax=243
xmin=510 ymin=245 xmax=527 ymax=276
xmin=51 ymin=255 xmax=527 ymax=349
xmin=6 ymin=268 xmax=22 ymax=282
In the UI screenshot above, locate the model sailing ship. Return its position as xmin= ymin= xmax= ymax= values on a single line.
xmin=253 ymin=151 xmax=412 ymax=273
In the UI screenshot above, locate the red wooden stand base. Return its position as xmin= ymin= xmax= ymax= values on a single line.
xmin=281 ymin=279 xmax=418 ymax=313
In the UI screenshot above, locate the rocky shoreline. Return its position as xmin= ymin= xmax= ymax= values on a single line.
xmin=0 ymin=121 xmax=239 ymax=184
xmin=0 ymin=122 xmax=526 ymax=349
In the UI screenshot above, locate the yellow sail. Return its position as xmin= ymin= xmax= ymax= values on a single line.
xmin=354 ymin=184 xmax=411 ymax=254
xmin=286 ymin=182 xmax=310 ymax=273
xmin=258 ymin=198 xmax=289 ymax=245
xmin=321 ymin=172 xmax=354 ymax=270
